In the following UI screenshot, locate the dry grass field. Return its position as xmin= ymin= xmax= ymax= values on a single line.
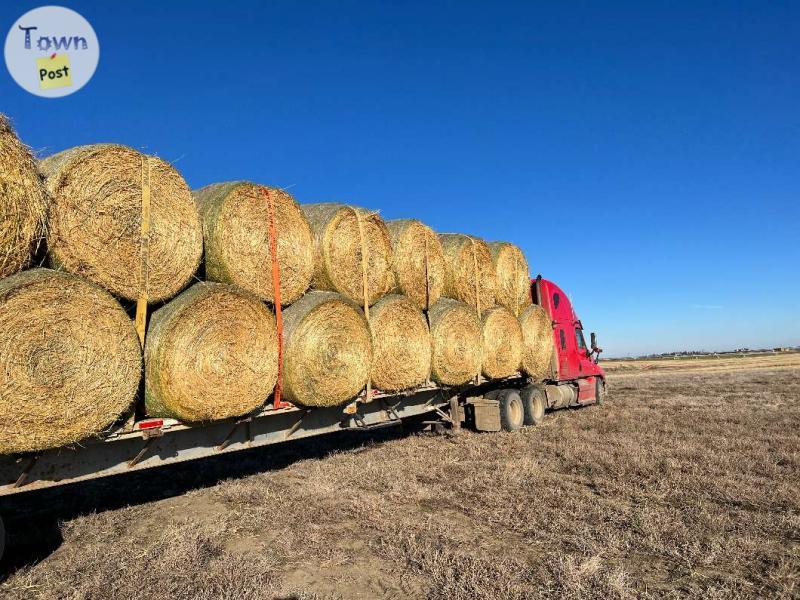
xmin=1 ymin=353 xmax=798 ymax=599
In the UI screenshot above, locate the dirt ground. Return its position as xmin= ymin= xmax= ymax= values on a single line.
xmin=1 ymin=353 xmax=798 ymax=599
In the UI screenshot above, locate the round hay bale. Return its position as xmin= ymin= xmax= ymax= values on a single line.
xmin=481 ymin=306 xmax=523 ymax=379
xmin=0 ymin=115 xmax=47 ymax=279
xmin=40 ymin=144 xmax=203 ymax=302
xmin=428 ymin=298 xmax=481 ymax=386
xmin=282 ymin=291 xmax=373 ymax=407
xmin=369 ymin=294 xmax=431 ymax=391
xmin=489 ymin=242 xmax=532 ymax=316
xmin=302 ymin=203 xmax=393 ymax=306
xmin=519 ymin=304 xmax=554 ymax=379
xmin=438 ymin=234 xmax=496 ymax=311
xmin=193 ymin=182 xmax=314 ymax=305
xmin=144 ymin=282 xmax=278 ymax=422
xmin=385 ymin=219 xmax=445 ymax=310
xmin=0 ymin=268 xmax=141 ymax=454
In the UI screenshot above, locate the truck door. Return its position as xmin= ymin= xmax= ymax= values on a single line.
xmin=556 ymin=323 xmax=581 ymax=380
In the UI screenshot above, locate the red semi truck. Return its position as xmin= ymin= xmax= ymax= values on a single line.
xmin=0 ymin=276 xmax=604 ymax=561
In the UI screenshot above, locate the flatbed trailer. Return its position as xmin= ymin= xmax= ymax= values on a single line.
xmin=0 ymin=276 xmax=606 ymax=562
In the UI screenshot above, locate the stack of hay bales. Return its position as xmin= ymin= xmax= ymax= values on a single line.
xmin=0 ymin=116 xmax=47 ymax=279
xmin=368 ymin=294 xmax=431 ymax=391
xmin=438 ymin=233 xmax=496 ymax=312
xmin=0 ymin=269 xmax=141 ymax=454
xmin=144 ymin=282 xmax=279 ymax=422
xmin=489 ymin=242 xmax=532 ymax=316
xmin=302 ymin=203 xmax=393 ymax=305
xmin=0 ymin=117 xmax=553 ymax=455
xmin=40 ymin=144 xmax=203 ymax=302
xmin=385 ymin=219 xmax=445 ymax=310
xmin=193 ymin=182 xmax=314 ymax=305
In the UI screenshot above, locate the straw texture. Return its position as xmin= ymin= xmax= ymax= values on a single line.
xmin=144 ymin=282 xmax=278 ymax=422
xmin=385 ymin=219 xmax=445 ymax=310
xmin=481 ymin=306 xmax=523 ymax=379
xmin=282 ymin=291 xmax=373 ymax=407
xmin=428 ymin=298 xmax=481 ymax=386
xmin=438 ymin=234 xmax=496 ymax=312
xmin=519 ymin=304 xmax=555 ymax=380
xmin=193 ymin=182 xmax=314 ymax=305
xmin=0 ymin=115 xmax=47 ymax=279
xmin=40 ymin=144 xmax=202 ymax=302
xmin=488 ymin=241 xmax=532 ymax=316
xmin=0 ymin=269 xmax=141 ymax=454
xmin=368 ymin=294 xmax=431 ymax=391
xmin=302 ymin=203 xmax=393 ymax=305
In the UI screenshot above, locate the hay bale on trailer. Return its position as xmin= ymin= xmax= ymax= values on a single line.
xmin=193 ymin=182 xmax=314 ymax=305
xmin=519 ymin=304 xmax=555 ymax=379
xmin=385 ymin=219 xmax=445 ymax=310
xmin=282 ymin=291 xmax=373 ymax=407
xmin=0 ymin=269 xmax=141 ymax=455
xmin=428 ymin=298 xmax=481 ymax=386
xmin=144 ymin=282 xmax=279 ymax=422
xmin=368 ymin=294 xmax=431 ymax=391
xmin=302 ymin=203 xmax=393 ymax=305
xmin=438 ymin=234 xmax=496 ymax=312
xmin=40 ymin=144 xmax=203 ymax=302
xmin=488 ymin=241 xmax=532 ymax=316
xmin=0 ymin=115 xmax=47 ymax=279
xmin=481 ymin=306 xmax=523 ymax=379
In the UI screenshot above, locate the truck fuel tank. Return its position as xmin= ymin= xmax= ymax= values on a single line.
xmin=544 ymin=384 xmax=578 ymax=409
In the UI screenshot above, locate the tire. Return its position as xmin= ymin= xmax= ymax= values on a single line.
xmin=596 ymin=378 xmax=604 ymax=406
xmin=0 ymin=515 xmax=5 ymax=564
xmin=521 ymin=385 xmax=546 ymax=426
xmin=498 ymin=389 xmax=524 ymax=432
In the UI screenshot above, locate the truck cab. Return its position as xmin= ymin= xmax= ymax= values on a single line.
xmin=532 ymin=276 xmax=605 ymax=405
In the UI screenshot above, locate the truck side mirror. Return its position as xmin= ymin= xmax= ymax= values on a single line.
xmin=589 ymin=332 xmax=602 ymax=362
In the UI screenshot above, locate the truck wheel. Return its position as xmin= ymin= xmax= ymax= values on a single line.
xmin=596 ymin=378 xmax=605 ymax=405
xmin=498 ymin=389 xmax=524 ymax=432
xmin=521 ymin=386 xmax=546 ymax=426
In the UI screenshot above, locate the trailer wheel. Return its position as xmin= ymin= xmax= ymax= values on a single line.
xmin=521 ymin=385 xmax=546 ymax=426
xmin=498 ymin=390 xmax=524 ymax=432
xmin=596 ymin=378 xmax=605 ymax=406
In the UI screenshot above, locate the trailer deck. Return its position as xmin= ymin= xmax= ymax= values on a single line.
xmin=0 ymin=386 xmax=452 ymax=497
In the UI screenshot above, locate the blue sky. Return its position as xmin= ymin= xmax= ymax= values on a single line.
xmin=2 ymin=1 xmax=798 ymax=356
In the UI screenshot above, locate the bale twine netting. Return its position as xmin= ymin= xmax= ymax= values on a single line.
xmin=282 ymin=291 xmax=373 ymax=407
xmin=438 ymin=233 xmax=496 ymax=312
xmin=481 ymin=306 xmax=523 ymax=379
xmin=0 ymin=115 xmax=47 ymax=279
xmin=193 ymin=182 xmax=314 ymax=305
xmin=385 ymin=219 xmax=445 ymax=310
xmin=428 ymin=298 xmax=481 ymax=386
xmin=489 ymin=241 xmax=532 ymax=316
xmin=368 ymin=294 xmax=431 ymax=391
xmin=40 ymin=144 xmax=203 ymax=302
xmin=144 ymin=282 xmax=278 ymax=422
xmin=0 ymin=269 xmax=141 ymax=455
xmin=519 ymin=304 xmax=555 ymax=379
xmin=302 ymin=203 xmax=393 ymax=306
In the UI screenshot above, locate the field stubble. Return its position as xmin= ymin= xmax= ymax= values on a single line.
xmin=1 ymin=354 xmax=798 ymax=599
